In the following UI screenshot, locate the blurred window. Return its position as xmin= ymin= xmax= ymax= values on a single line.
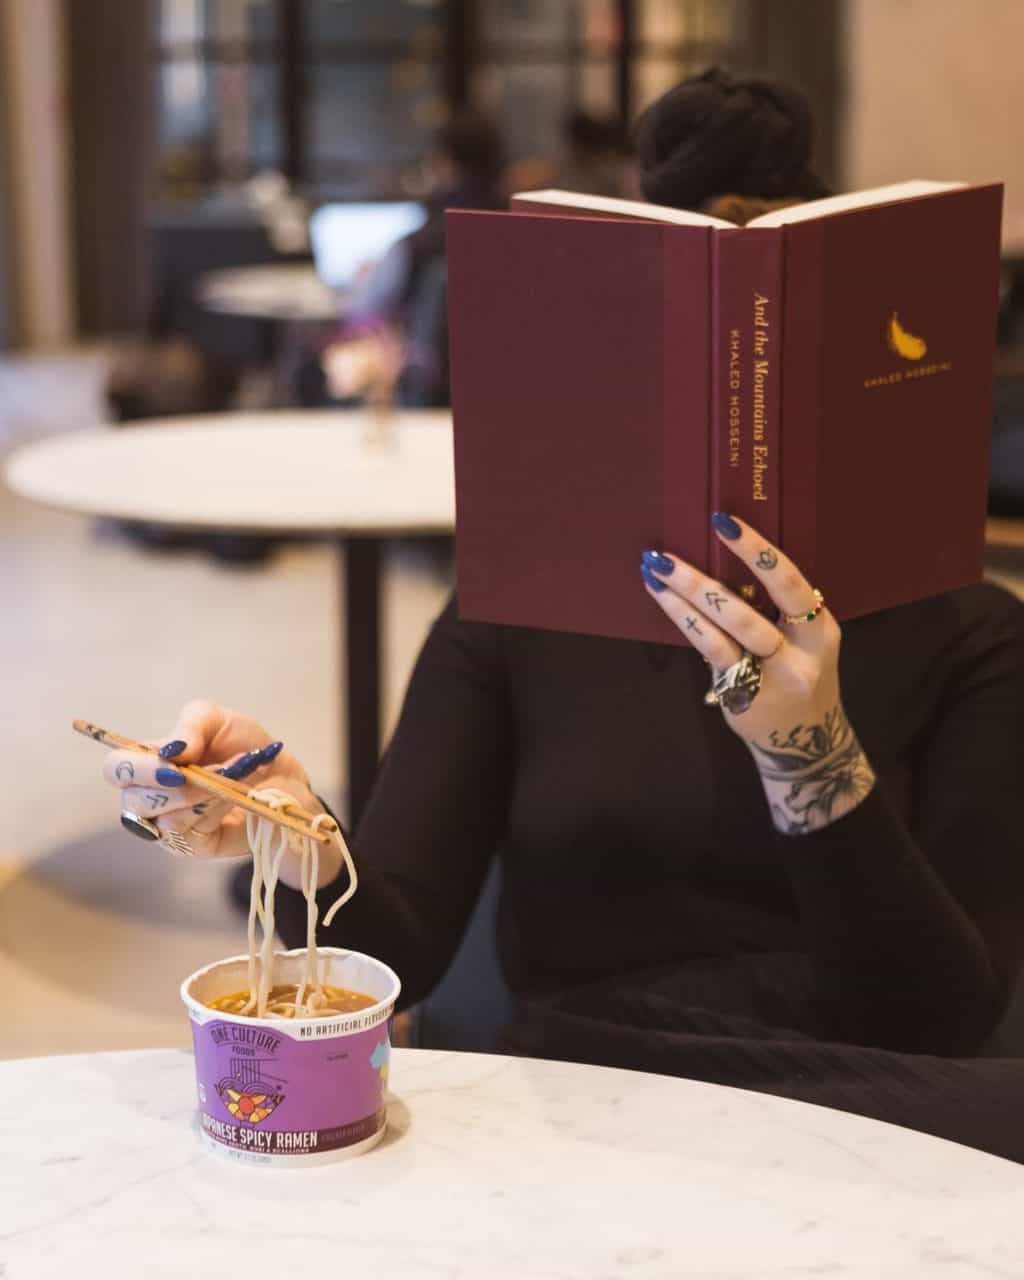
xmin=474 ymin=1 xmax=618 ymax=161
xmin=154 ymin=0 xmax=280 ymax=197
xmin=152 ymin=0 xmax=750 ymax=204
xmin=305 ymin=1 xmax=446 ymax=196
xmin=633 ymin=0 xmax=750 ymax=114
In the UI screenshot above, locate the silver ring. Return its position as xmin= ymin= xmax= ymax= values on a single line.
xmin=121 ymin=811 xmax=161 ymax=842
xmin=703 ymin=650 xmax=763 ymax=715
xmin=159 ymin=830 xmax=195 ymax=858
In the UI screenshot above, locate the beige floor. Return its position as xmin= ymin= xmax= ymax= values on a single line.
xmin=4 ymin=350 xmax=1024 ymax=1063
xmin=1 ymin=350 xmax=451 ymax=1059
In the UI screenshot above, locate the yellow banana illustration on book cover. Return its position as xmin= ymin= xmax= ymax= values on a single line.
xmin=887 ymin=312 xmax=928 ymax=361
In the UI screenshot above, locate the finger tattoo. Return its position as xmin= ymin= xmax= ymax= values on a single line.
xmin=685 ymin=615 xmax=703 ymax=635
xmin=114 ymin=761 xmax=135 ymax=782
xmin=192 ymin=801 xmax=210 ymax=816
xmin=144 ymin=791 xmax=169 ymax=811
xmin=705 ymin=591 xmax=728 ymax=613
xmin=756 ymin=549 xmax=778 ymax=570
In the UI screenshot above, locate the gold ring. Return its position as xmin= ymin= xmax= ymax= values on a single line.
xmin=780 ymin=589 xmax=825 ymax=626
xmin=763 ymin=630 xmax=785 ymax=658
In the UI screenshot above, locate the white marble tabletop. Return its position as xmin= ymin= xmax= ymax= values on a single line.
xmin=3 ymin=409 xmax=455 ymax=535
xmin=2 ymin=1047 xmax=1022 ymax=1278
xmin=198 ymin=263 xmax=342 ymax=322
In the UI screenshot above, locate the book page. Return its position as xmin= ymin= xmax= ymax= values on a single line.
xmin=747 ymin=180 xmax=966 ymax=227
xmin=510 ymin=189 xmax=735 ymax=229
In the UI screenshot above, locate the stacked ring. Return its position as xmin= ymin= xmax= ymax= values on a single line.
xmin=159 ymin=830 xmax=196 ymax=858
xmin=780 ymin=588 xmax=825 ymax=626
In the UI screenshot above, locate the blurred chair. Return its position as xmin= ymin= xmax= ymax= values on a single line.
xmin=146 ymin=214 xmax=282 ymax=411
xmin=989 ymin=359 xmax=1024 ymax=517
xmin=413 ymin=859 xmax=514 ymax=1052
xmin=399 ymin=254 xmax=450 ymax=408
xmin=988 ymin=255 xmax=1024 ymax=518
xmin=983 ymin=980 xmax=1024 ymax=1056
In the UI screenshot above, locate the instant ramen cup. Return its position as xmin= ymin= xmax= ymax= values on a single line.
xmin=181 ymin=947 xmax=401 ymax=1166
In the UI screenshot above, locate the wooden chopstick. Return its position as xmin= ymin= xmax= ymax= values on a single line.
xmin=73 ymin=719 xmax=338 ymax=844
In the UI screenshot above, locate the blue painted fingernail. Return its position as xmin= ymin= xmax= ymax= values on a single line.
xmin=158 ymin=740 xmax=187 ymax=759
xmin=711 ymin=512 xmax=742 ymax=540
xmin=155 ymin=767 xmax=186 ymax=787
xmin=218 ymin=751 xmax=260 ymax=780
xmin=640 ymin=562 xmax=668 ymax=594
xmin=641 ymin=549 xmax=674 ymax=575
xmin=258 ymin=741 xmax=284 ymax=764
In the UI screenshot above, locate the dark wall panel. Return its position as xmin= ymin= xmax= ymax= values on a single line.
xmin=65 ymin=0 xmax=152 ymax=335
xmin=0 ymin=15 xmax=16 ymax=347
xmin=747 ymin=0 xmax=842 ymax=190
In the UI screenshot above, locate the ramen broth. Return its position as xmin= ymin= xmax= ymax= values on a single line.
xmin=208 ymin=983 xmax=376 ymax=1019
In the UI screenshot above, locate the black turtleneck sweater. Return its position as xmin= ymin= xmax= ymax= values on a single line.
xmin=276 ymin=582 xmax=1024 ymax=1155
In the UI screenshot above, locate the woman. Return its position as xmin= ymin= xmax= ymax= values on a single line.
xmin=105 ymin=70 xmax=1024 ymax=1161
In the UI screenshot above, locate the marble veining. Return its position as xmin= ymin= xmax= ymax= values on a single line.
xmin=1 ymin=1048 xmax=1023 ymax=1279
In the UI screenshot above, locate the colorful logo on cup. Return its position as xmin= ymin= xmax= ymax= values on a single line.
xmin=370 ymin=1039 xmax=390 ymax=1088
xmin=215 ymin=1054 xmax=286 ymax=1125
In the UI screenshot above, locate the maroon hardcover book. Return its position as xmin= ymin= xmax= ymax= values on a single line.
xmin=448 ymin=182 xmax=1003 ymax=644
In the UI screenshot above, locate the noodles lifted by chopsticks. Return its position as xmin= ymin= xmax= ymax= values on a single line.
xmin=236 ymin=788 xmax=357 ymax=1019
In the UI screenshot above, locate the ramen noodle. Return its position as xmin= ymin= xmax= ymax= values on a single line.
xmin=233 ymin=789 xmax=358 ymax=1019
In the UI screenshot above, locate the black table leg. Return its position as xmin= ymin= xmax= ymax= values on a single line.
xmin=341 ymin=537 xmax=382 ymax=830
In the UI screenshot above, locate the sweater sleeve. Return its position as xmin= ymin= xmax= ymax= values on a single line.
xmin=777 ymin=585 xmax=1024 ymax=1054
xmin=274 ymin=595 xmax=513 ymax=1010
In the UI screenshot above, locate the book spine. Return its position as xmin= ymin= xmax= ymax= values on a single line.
xmin=710 ymin=228 xmax=784 ymax=612
xmin=777 ymin=222 xmax=823 ymax=603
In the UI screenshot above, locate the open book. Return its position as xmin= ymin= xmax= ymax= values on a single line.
xmin=447 ymin=181 xmax=1003 ymax=645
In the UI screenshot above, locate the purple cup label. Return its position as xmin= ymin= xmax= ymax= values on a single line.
xmin=191 ymin=1015 xmax=392 ymax=1156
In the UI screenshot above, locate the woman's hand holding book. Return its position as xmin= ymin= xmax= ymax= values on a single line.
xmin=641 ymin=515 xmax=876 ymax=835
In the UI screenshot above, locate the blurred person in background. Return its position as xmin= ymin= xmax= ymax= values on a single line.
xmin=502 ymin=109 xmax=634 ymax=201
xmin=304 ymin=114 xmax=504 ymax=410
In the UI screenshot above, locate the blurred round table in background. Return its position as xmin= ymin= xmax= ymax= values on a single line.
xmin=4 ymin=409 xmax=454 ymax=825
xmin=197 ymin=264 xmax=345 ymax=407
xmin=3 ymin=1047 xmax=1023 ymax=1277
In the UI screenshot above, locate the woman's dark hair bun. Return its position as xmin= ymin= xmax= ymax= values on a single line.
xmin=635 ymin=66 xmax=829 ymax=209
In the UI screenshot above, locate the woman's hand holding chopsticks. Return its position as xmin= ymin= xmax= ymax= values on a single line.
xmin=102 ymin=699 xmax=344 ymax=888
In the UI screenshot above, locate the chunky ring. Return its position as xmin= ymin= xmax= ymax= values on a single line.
xmin=780 ymin=588 xmax=825 ymax=625
xmin=703 ymin=650 xmax=763 ymax=714
xmin=121 ymin=811 xmax=161 ymax=841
